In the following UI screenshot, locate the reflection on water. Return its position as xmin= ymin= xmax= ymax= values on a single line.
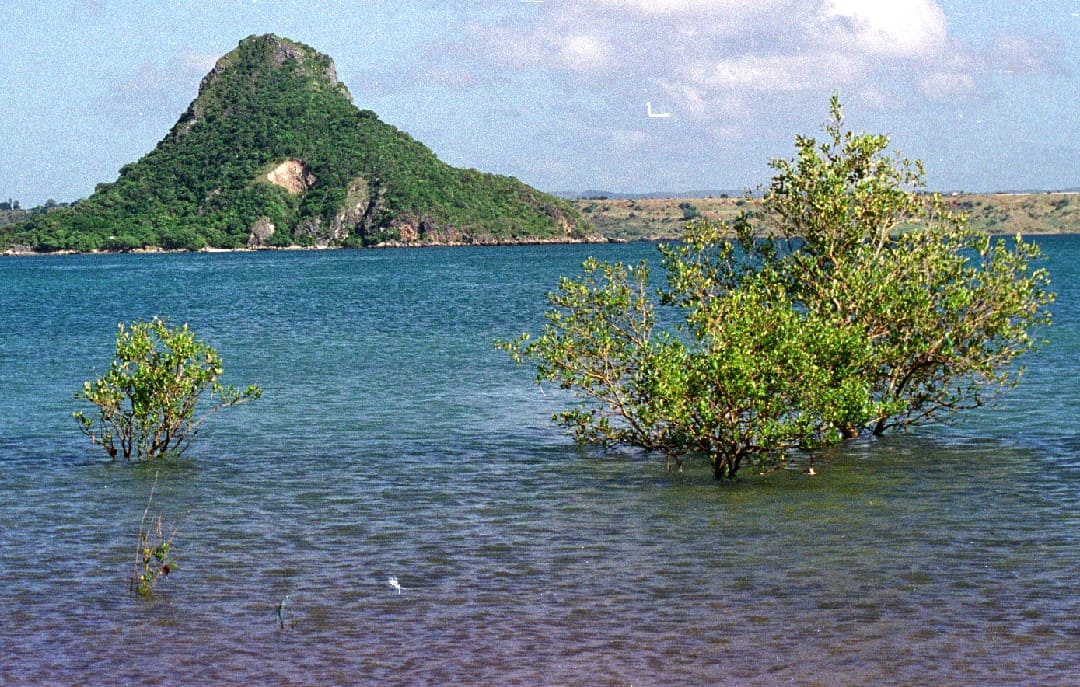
xmin=1 ymin=240 xmax=1077 ymax=685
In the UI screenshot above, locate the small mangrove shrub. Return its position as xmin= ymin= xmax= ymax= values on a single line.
xmin=75 ymin=317 xmax=262 ymax=462
xmin=131 ymin=476 xmax=176 ymax=597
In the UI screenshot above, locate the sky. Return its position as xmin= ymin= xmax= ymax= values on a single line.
xmin=1 ymin=1 xmax=1077 ymax=207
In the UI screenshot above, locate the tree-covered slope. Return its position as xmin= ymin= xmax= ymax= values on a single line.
xmin=3 ymin=34 xmax=588 ymax=252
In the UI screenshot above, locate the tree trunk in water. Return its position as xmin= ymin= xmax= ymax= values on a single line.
xmin=713 ymin=452 xmax=742 ymax=480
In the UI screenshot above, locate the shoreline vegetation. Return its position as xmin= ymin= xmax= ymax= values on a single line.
xmin=0 ymin=234 xmax=608 ymax=256
xmin=1 ymin=191 xmax=1076 ymax=256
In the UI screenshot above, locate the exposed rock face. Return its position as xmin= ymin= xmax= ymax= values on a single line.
xmin=248 ymin=217 xmax=276 ymax=248
xmin=255 ymin=33 xmax=344 ymax=92
xmin=334 ymin=176 xmax=386 ymax=239
xmin=287 ymin=175 xmax=387 ymax=246
xmin=542 ymin=202 xmax=576 ymax=235
xmin=290 ymin=218 xmax=334 ymax=247
xmin=265 ymin=159 xmax=316 ymax=195
xmin=336 ymin=177 xmax=371 ymax=227
xmin=393 ymin=217 xmax=421 ymax=243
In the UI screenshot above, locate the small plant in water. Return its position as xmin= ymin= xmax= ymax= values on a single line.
xmin=75 ymin=317 xmax=262 ymax=462
xmin=131 ymin=476 xmax=177 ymax=597
xmin=274 ymin=591 xmax=293 ymax=630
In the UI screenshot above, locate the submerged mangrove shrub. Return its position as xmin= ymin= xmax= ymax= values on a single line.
xmin=503 ymin=97 xmax=1053 ymax=480
xmin=131 ymin=476 xmax=176 ymax=597
xmin=75 ymin=317 xmax=262 ymax=462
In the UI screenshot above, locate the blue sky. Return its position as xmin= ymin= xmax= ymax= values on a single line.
xmin=2 ymin=1 xmax=1076 ymax=206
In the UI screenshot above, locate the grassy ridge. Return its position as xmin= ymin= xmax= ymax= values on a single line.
xmin=572 ymin=192 xmax=1079 ymax=241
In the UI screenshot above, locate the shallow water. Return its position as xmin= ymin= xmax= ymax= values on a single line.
xmin=1 ymin=239 xmax=1076 ymax=685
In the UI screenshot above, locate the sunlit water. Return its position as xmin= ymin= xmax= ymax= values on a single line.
xmin=1 ymin=239 xmax=1076 ymax=686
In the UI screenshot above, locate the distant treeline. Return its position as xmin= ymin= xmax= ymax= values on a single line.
xmin=0 ymin=199 xmax=70 ymax=228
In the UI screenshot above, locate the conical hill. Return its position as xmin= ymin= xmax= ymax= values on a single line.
xmin=6 ymin=34 xmax=589 ymax=252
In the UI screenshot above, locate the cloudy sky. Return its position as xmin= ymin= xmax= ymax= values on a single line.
xmin=2 ymin=1 xmax=1076 ymax=206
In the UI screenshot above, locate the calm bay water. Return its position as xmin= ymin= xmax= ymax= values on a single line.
xmin=0 ymin=239 xmax=1076 ymax=686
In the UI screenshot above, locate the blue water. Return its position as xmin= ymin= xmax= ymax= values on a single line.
xmin=1 ymin=239 xmax=1076 ymax=686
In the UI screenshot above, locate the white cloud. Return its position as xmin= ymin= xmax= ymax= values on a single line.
xmin=486 ymin=1 xmax=954 ymax=86
xmin=921 ymin=71 xmax=977 ymax=100
xmin=558 ymin=34 xmax=608 ymax=71
xmin=825 ymin=0 xmax=947 ymax=57
xmin=435 ymin=0 xmax=980 ymax=126
xmin=591 ymin=0 xmax=770 ymax=13
xmin=470 ymin=23 xmax=611 ymax=74
xmin=986 ymin=34 xmax=1064 ymax=75
xmin=691 ymin=51 xmax=860 ymax=92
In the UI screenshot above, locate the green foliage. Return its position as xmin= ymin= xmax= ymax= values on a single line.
xmin=503 ymin=97 xmax=1053 ymax=479
xmin=501 ymin=257 xmax=675 ymax=454
xmin=503 ymin=233 xmax=876 ymax=479
xmin=74 ymin=318 xmax=262 ymax=462
xmin=678 ymin=201 xmax=701 ymax=220
xmin=1 ymin=34 xmax=585 ymax=252
xmin=131 ymin=476 xmax=176 ymax=597
xmin=758 ymin=96 xmax=1054 ymax=434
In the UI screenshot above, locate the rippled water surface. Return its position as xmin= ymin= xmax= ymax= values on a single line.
xmin=1 ymin=239 xmax=1077 ymax=685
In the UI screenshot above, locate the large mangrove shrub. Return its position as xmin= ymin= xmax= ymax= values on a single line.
xmin=503 ymin=97 xmax=1053 ymax=480
xmin=75 ymin=318 xmax=262 ymax=462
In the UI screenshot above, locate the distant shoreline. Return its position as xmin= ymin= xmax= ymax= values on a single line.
xmin=2 ymin=191 xmax=1076 ymax=256
xmin=1 ymin=235 xmax=617 ymax=257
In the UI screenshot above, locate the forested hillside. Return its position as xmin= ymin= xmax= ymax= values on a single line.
xmin=1 ymin=34 xmax=587 ymax=253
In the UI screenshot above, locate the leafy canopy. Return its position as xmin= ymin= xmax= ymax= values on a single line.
xmin=761 ymin=96 xmax=1054 ymax=435
xmin=502 ymin=97 xmax=1053 ymax=480
xmin=75 ymin=318 xmax=262 ymax=462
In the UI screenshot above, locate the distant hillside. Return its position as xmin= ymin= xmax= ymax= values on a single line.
xmin=942 ymin=193 xmax=1079 ymax=235
xmin=1 ymin=34 xmax=589 ymax=253
xmin=573 ymin=192 xmax=1079 ymax=241
xmin=558 ymin=190 xmax=743 ymax=200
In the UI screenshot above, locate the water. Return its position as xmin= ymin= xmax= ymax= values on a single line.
xmin=1 ymin=239 xmax=1076 ymax=686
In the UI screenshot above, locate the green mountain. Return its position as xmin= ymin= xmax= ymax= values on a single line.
xmin=3 ymin=34 xmax=588 ymax=252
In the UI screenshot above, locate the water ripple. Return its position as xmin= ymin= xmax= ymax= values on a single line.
xmin=1 ymin=242 xmax=1078 ymax=685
